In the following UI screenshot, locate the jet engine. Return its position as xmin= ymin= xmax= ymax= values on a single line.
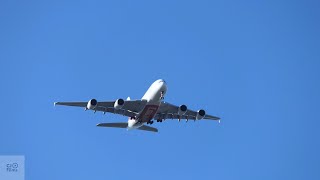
xmin=87 ymin=99 xmax=98 ymax=110
xmin=196 ymin=109 xmax=206 ymax=120
xmin=178 ymin=105 xmax=188 ymax=115
xmin=114 ymin=98 xmax=125 ymax=109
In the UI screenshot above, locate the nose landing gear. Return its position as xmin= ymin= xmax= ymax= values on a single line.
xmin=160 ymin=91 xmax=165 ymax=100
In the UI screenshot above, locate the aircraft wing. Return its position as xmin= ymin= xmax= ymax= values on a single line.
xmin=54 ymin=100 xmax=147 ymax=118
xmin=154 ymin=102 xmax=220 ymax=121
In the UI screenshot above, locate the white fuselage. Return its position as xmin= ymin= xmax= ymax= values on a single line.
xmin=127 ymin=79 xmax=167 ymax=129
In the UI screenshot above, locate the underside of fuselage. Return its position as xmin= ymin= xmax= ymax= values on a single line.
xmin=126 ymin=79 xmax=167 ymax=130
xmin=127 ymin=119 xmax=144 ymax=129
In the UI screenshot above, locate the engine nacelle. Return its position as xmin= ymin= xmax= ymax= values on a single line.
xmin=178 ymin=105 xmax=188 ymax=115
xmin=196 ymin=109 xmax=206 ymax=120
xmin=87 ymin=99 xmax=98 ymax=110
xmin=114 ymin=98 xmax=125 ymax=110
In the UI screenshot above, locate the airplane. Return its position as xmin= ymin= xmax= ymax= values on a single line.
xmin=54 ymin=79 xmax=220 ymax=132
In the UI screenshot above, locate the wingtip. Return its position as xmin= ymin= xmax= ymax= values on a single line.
xmin=54 ymin=102 xmax=57 ymax=106
xmin=214 ymin=116 xmax=221 ymax=121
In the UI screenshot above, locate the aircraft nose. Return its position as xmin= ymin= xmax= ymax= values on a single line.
xmin=161 ymin=81 xmax=167 ymax=91
xmin=158 ymin=79 xmax=166 ymax=84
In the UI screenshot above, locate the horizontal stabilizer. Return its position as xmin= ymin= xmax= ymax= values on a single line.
xmin=138 ymin=125 xmax=158 ymax=132
xmin=97 ymin=123 xmax=158 ymax=132
xmin=97 ymin=123 xmax=127 ymax=128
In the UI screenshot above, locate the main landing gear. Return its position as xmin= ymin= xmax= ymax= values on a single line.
xmin=147 ymin=119 xmax=164 ymax=124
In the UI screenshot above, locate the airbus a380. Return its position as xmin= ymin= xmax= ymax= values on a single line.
xmin=54 ymin=79 xmax=220 ymax=132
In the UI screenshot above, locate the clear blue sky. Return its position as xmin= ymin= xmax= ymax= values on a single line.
xmin=0 ymin=0 xmax=319 ymax=179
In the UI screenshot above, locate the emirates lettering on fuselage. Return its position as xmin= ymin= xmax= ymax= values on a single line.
xmin=138 ymin=105 xmax=159 ymax=122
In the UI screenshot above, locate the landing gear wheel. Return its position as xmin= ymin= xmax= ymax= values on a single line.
xmin=160 ymin=91 xmax=165 ymax=100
